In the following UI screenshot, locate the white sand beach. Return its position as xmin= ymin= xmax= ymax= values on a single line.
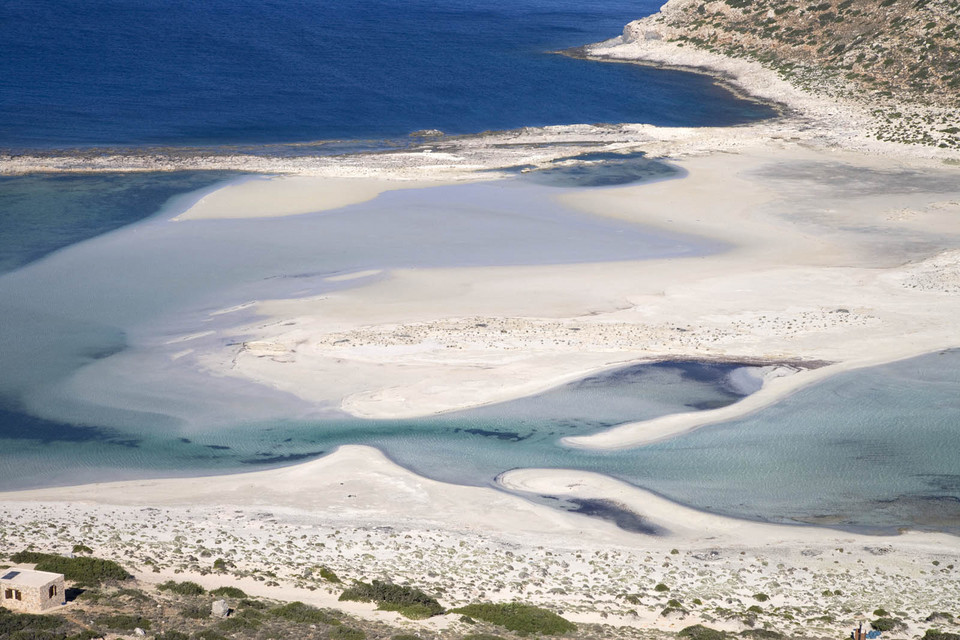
xmin=1 ymin=446 xmax=958 ymax=636
xmin=187 ymin=144 xmax=960 ymax=434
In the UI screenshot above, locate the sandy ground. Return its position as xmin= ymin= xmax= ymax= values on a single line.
xmin=1 ymin=446 xmax=958 ymax=636
xmin=185 ymin=144 xmax=960 ymax=438
xmin=172 ymin=175 xmax=450 ymax=221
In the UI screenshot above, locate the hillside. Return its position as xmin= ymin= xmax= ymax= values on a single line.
xmin=618 ymin=0 xmax=960 ymax=147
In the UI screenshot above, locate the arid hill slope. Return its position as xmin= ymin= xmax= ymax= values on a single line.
xmin=624 ymin=0 xmax=960 ymax=147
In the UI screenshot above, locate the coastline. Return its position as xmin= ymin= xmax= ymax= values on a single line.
xmin=2 ymin=6 xmax=960 ymax=638
xmin=1 ymin=446 xmax=958 ymax=636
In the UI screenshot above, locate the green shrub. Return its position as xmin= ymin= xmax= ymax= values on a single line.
xmin=924 ymin=631 xmax=960 ymax=640
xmin=740 ymin=630 xmax=783 ymax=639
xmin=212 ymin=558 xmax=228 ymax=572
xmin=10 ymin=551 xmax=130 ymax=587
xmin=157 ymin=580 xmax=206 ymax=596
xmin=217 ymin=615 xmax=262 ymax=633
xmin=0 ymin=607 xmax=81 ymax=638
xmin=339 ymin=580 xmax=444 ymax=619
xmin=71 ymin=544 xmax=93 ymax=555
xmin=753 ymin=593 xmax=769 ymax=602
xmin=680 ymin=624 xmax=727 ymax=640
xmin=217 ymin=607 xmax=264 ymax=632
xmin=463 ymin=635 xmax=507 ymax=640
xmin=654 ymin=583 xmax=670 ymax=592
xmin=450 ymin=603 xmax=576 ymax=635
xmin=209 ymin=586 xmax=247 ymax=598
xmin=319 ymin=566 xmax=342 ymax=583
xmin=747 ymin=605 xmax=763 ymax=614
xmin=194 ymin=631 xmax=228 ymax=640
xmin=392 ymin=635 xmax=422 ymax=640
xmin=925 ymin=613 xmax=955 ymax=623
xmin=874 ymin=608 xmax=889 ymax=617
xmin=330 ymin=626 xmax=366 ymax=640
xmin=871 ymin=618 xmax=900 ymax=632
xmin=155 ymin=632 xmax=190 ymax=640
xmin=270 ymin=601 xmax=341 ymax=626
xmin=95 ymin=614 xmax=151 ymax=631
xmin=181 ymin=604 xmax=209 ymax=619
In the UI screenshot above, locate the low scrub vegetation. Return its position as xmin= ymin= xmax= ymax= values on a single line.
xmin=339 ymin=580 xmax=444 ymax=619
xmin=270 ymin=601 xmax=342 ymax=626
xmin=871 ymin=618 xmax=903 ymax=632
xmin=0 ymin=607 xmax=99 ymax=640
xmin=450 ymin=603 xmax=576 ymax=636
xmin=95 ymin=613 xmax=152 ymax=631
xmin=210 ymin=586 xmax=247 ymax=598
xmin=10 ymin=551 xmax=131 ymax=587
xmin=157 ymin=580 xmax=206 ymax=596
xmin=681 ymin=624 xmax=728 ymax=640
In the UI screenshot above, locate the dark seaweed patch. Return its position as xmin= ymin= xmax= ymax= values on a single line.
xmin=456 ymin=428 xmax=531 ymax=442
xmin=563 ymin=498 xmax=666 ymax=535
xmin=0 ymin=403 xmax=114 ymax=443
xmin=240 ymin=450 xmax=325 ymax=465
xmin=530 ymin=493 xmax=667 ymax=535
xmin=686 ymin=399 xmax=737 ymax=411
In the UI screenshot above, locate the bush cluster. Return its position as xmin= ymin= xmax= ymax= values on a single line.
xmin=95 ymin=614 xmax=152 ymax=631
xmin=680 ymin=624 xmax=728 ymax=640
xmin=319 ymin=566 xmax=342 ymax=583
xmin=339 ymin=580 xmax=444 ymax=619
xmin=269 ymin=601 xmax=341 ymax=626
xmin=157 ymin=580 xmax=206 ymax=596
xmin=10 ymin=551 xmax=131 ymax=587
xmin=450 ymin=603 xmax=576 ymax=636
xmin=0 ymin=607 xmax=98 ymax=640
xmin=871 ymin=618 xmax=901 ymax=632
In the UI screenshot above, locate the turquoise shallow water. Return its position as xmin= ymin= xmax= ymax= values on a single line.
xmin=0 ymin=171 xmax=957 ymax=533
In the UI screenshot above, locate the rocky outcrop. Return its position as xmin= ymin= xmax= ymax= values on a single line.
xmin=619 ymin=0 xmax=960 ymax=148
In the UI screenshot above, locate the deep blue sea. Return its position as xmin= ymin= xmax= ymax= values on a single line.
xmin=0 ymin=0 xmax=775 ymax=149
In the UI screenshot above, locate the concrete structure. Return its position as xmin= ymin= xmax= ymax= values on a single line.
xmin=0 ymin=568 xmax=66 ymax=612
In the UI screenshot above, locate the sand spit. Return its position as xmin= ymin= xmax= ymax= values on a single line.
xmin=190 ymin=144 xmax=960 ymax=429
xmin=1 ymin=447 xmax=958 ymax=637
xmin=172 ymin=174 xmax=450 ymax=221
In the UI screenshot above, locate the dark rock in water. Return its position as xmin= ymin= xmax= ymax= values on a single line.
xmin=519 ymin=151 xmax=682 ymax=188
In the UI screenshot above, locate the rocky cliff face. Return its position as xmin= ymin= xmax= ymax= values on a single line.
xmin=625 ymin=0 xmax=960 ymax=147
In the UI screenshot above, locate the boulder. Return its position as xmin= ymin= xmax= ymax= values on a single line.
xmin=211 ymin=599 xmax=230 ymax=618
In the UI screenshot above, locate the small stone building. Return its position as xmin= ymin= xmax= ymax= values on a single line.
xmin=0 ymin=568 xmax=66 ymax=612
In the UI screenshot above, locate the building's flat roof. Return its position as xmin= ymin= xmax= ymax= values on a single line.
xmin=0 ymin=568 xmax=63 ymax=588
